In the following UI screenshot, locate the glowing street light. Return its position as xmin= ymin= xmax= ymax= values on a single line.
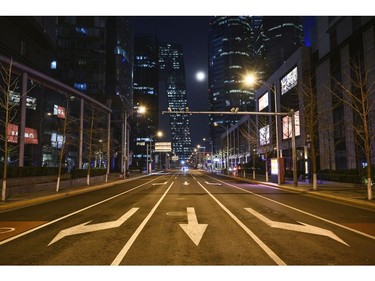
xmin=243 ymin=72 xmax=282 ymax=184
xmin=123 ymin=105 xmax=146 ymax=179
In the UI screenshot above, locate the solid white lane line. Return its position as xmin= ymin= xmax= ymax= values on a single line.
xmin=111 ymin=182 xmax=175 ymax=265
xmin=0 ymin=176 xmax=165 ymax=246
xmin=207 ymin=175 xmax=375 ymax=240
xmin=197 ymin=181 xmax=286 ymax=265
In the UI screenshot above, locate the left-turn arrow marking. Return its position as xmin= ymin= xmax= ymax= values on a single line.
xmin=48 ymin=208 xmax=139 ymax=246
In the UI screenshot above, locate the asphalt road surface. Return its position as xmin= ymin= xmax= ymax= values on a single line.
xmin=0 ymin=169 xmax=374 ymax=266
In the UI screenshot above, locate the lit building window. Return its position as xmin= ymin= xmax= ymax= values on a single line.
xmin=50 ymin=60 xmax=57 ymax=70
xmin=74 ymin=83 xmax=87 ymax=91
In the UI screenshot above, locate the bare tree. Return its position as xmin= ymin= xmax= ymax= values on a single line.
xmin=240 ymin=115 xmax=275 ymax=182
xmin=55 ymin=98 xmax=79 ymax=192
xmin=0 ymin=59 xmax=21 ymax=201
xmin=301 ymin=67 xmax=319 ymax=190
xmin=83 ymin=104 xmax=106 ymax=186
xmin=240 ymin=116 xmax=258 ymax=180
xmin=332 ymin=59 xmax=374 ymax=200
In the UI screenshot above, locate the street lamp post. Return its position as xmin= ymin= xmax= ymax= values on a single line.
xmin=245 ymin=74 xmax=281 ymax=184
xmin=146 ymin=131 xmax=163 ymax=174
xmin=122 ymin=106 xmax=145 ymax=179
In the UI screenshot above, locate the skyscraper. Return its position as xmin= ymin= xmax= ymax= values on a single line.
xmin=254 ymin=16 xmax=304 ymax=76
xmin=208 ymin=16 xmax=305 ymax=152
xmin=208 ymin=16 xmax=254 ymax=148
xmin=132 ymin=34 xmax=160 ymax=168
xmin=159 ymin=43 xmax=192 ymax=162
xmin=54 ymin=16 xmax=133 ymax=171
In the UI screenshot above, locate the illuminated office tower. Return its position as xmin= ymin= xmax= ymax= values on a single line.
xmin=208 ymin=16 xmax=254 ymax=146
xmin=254 ymin=16 xmax=304 ymax=76
xmin=132 ymin=35 xmax=160 ymax=168
xmin=159 ymin=43 xmax=192 ymax=162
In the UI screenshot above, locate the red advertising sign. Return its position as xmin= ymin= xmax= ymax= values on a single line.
xmin=7 ymin=124 xmax=38 ymax=144
xmin=25 ymin=127 xmax=38 ymax=144
xmin=7 ymin=123 xmax=18 ymax=143
xmin=54 ymin=105 xmax=66 ymax=119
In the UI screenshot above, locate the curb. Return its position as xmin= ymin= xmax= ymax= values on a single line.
xmin=0 ymin=175 xmax=148 ymax=212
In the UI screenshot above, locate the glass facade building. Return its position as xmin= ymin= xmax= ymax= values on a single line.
xmin=208 ymin=16 xmax=255 ymax=150
xmin=132 ymin=35 xmax=160 ymax=169
xmin=0 ymin=17 xmax=133 ymax=173
xmin=254 ymin=16 xmax=304 ymax=76
xmin=159 ymin=43 xmax=192 ymax=161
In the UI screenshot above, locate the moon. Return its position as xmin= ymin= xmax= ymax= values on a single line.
xmin=196 ymin=71 xmax=205 ymax=81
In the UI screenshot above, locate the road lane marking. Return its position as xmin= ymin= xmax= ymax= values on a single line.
xmin=197 ymin=181 xmax=286 ymax=265
xmin=179 ymin=207 xmax=208 ymax=246
xmin=111 ymin=181 xmax=175 ymax=265
xmin=152 ymin=182 xmax=167 ymax=186
xmin=0 ymin=176 xmax=165 ymax=246
xmin=48 ymin=208 xmax=139 ymax=245
xmin=205 ymin=181 xmax=222 ymax=186
xmin=0 ymin=227 xmax=15 ymax=234
xmin=206 ymin=175 xmax=375 ymax=241
xmin=245 ymin=207 xmax=349 ymax=246
xmin=0 ymin=221 xmax=47 ymax=242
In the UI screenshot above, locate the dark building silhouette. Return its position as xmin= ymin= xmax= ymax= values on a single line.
xmin=159 ymin=42 xmax=192 ymax=162
xmin=254 ymin=16 xmax=304 ymax=76
xmin=132 ymin=34 xmax=160 ymax=169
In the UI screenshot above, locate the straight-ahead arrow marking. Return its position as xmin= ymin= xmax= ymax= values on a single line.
xmin=179 ymin=207 xmax=208 ymax=246
xmin=245 ymin=208 xmax=349 ymax=246
xmin=48 ymin=208 xmax=139 ymax=246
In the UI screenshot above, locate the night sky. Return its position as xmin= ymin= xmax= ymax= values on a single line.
xmin=131 ymin=16 xmax=315 ymax=148
xmin=131 ymin=16 xmax=210 ymax=147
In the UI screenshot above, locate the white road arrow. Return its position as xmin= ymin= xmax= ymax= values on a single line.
xmin=179 ymin=207 xmax=208 ymax=246
xmin=245 ymin=207 xmax=349 ymax=246
xmin=183 ymin=181 xmax=190 ymax=185
xmin=48 ymin=208 xmax=139 ymax=246
xmin=205 ymin=181 xmax=222 ymax=186
xmin=152 ymin=182 xmax=167 ymax=186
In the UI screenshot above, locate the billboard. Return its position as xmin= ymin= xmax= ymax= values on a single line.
xmin=7 ymin=124 xmax=38 ymax=144
xmin=282 ymin=110 xmax=300 ymax=140
xmin=259 ymin=125 xmax=270 ymax=146
xmin=51 ymin=133 xmax=65 ymax=149
xmin=53 ymin=105 xmax=66 ymax=119
xmin=9 ymin=91 xmax=37 ymax=110
xmin=281 ymin=67 xmax=298 ymax=95
xmin=154 ymin=142 xmax=172 ymax=152
xmin=7 ymin=123 xmax=18 ymax=143
xmin=258 ymin=92 xmax=269 ymax=111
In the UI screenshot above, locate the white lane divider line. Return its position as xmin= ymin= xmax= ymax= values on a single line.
xmin=197 ymin=181 xmax=286 ymax=265
xmin=111 ymin=182 xmax=175 ymax=265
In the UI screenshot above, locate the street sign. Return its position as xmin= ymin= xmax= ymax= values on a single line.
xmin=155 ymin=142 xmax=172 ymax=152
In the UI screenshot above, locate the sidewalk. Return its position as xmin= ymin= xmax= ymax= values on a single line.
xmin=1 ymin=171 xmax=374 ymax=212
xmin=0 ymin=172 xmax=146 ymax=212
